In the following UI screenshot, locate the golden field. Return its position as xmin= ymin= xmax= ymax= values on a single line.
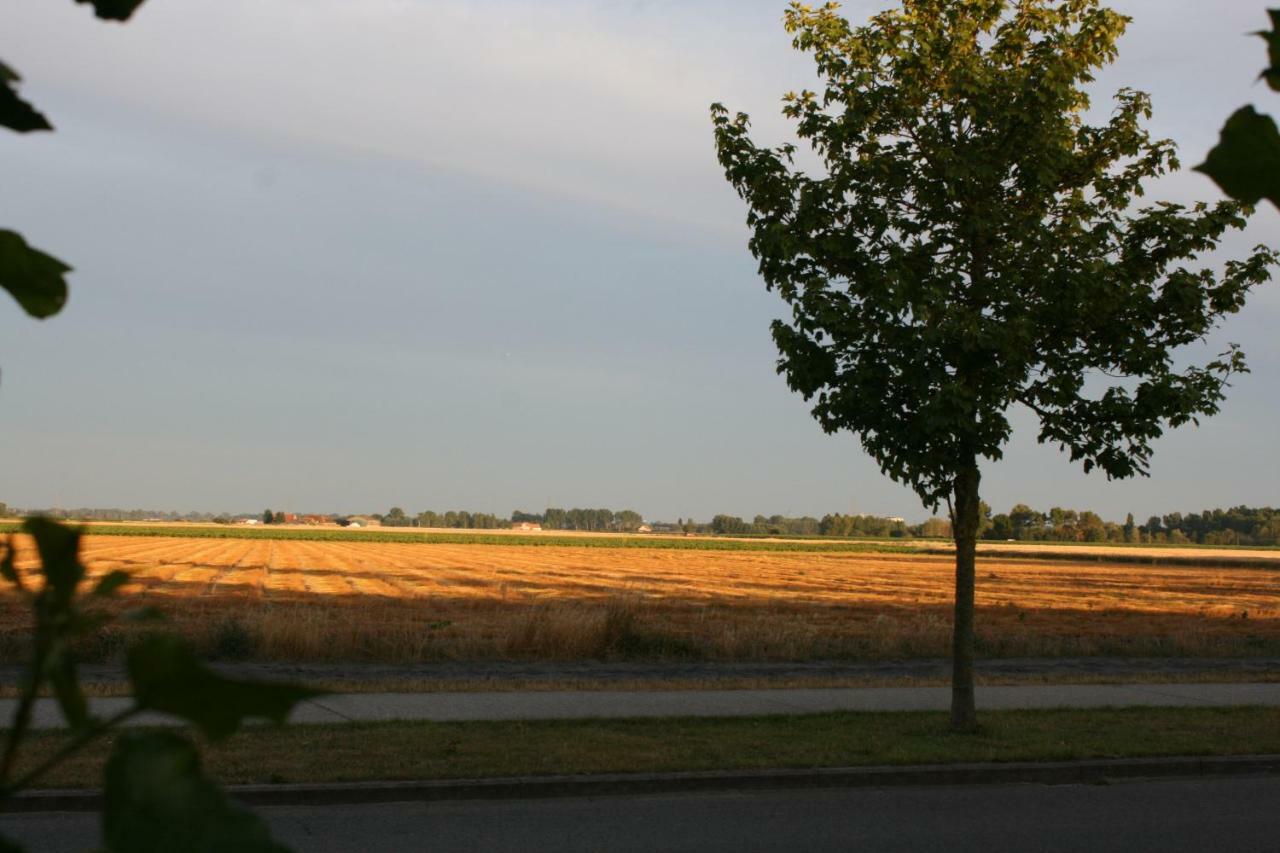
xmin=2 ymin=534 xmax=1278 ymax=662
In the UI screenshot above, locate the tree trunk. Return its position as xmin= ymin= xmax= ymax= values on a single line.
xmin=950 ymin=461 xmax=981 ymax=731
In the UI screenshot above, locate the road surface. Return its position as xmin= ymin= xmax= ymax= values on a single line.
xmin=4 ymin=776 xmax=1278 ymax=852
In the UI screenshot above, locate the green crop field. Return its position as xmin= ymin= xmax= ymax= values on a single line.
xmin=0 ymin=522 xmax=914 ymax=554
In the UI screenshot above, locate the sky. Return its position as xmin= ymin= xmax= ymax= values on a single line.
xmin=1 ymin=0 xmax=1277 ymax=523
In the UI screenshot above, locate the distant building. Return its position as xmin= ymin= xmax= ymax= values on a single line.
xmin=636 ymin=525 xmax=653 ymax=533
xmin=347 ymin=515 xmax=382 ymax=528
xmin=512 ymin=521 xmax=542 ymax=532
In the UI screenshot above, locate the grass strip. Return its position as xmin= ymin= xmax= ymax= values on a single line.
xmin=9 ymin=706 xmax=1280 ymax=789
xmin=8 ymin=670 xmax=1280 ymax=699
xmin=0 ymin=522 xmax=911 ymax=553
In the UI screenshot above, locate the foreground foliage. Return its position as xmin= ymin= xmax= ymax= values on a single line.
xmin=1198 ymin=9 xmax=1280 ymax=209
xmin=0 ymin=0 xmax=143 ymax=323
xmin=0 ymin=520 xmax=318 ymax=851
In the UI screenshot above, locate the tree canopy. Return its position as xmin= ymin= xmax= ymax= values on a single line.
xmin=713 ymin=0 xmax=1274 ymax=511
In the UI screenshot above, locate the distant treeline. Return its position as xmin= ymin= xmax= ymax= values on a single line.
xmin=6 ymin=502 xmax=1277 ymax=545
xmin=11 ymin=506 xmax=234 ymax=523
xmin=379 ymin=508 xmax=506 ymax=529
xmin=704 ymin=513 xmax=915 ymax=538
xmin=981 ymin=505 xmax=1280 ymax=546
xmin=396 ymin=508 xmax=647 ymax=532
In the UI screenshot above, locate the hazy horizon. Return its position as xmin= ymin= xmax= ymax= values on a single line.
xmin=3 ymin=0 xmax=1277 ymax=523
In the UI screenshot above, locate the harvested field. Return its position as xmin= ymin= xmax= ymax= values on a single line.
xmin=1 ymin=534 xmax=1277 ymax=663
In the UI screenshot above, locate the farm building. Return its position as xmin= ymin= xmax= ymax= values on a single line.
xmin=511 ymin=521 xmax=542 ymax=532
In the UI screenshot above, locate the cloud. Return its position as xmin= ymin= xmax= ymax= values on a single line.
xmin=7 ymin=0 xmax=820 ymax=232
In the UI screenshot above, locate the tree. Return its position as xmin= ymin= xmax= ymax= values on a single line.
xmin=272 ymin=511 xmax=286 ymax=525
xmin=262 ymin=509 xmax=273 ymax=526
xmin=985 ymin=513 xmax=1013 ymax=540
xmin=919 ymin=516 xmax=952 ymax=538
xmin=712 ymin=0 xmax=1276 ymax=729
xmin=1008 ymin=504 xmax=1042 ymax=540
xmin=711 ymin=514 xmax=749 ymax=535
xmin=613 ymin=509 xmax=645 ymax=532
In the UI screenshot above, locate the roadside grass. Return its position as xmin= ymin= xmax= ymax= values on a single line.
xmin=11 ymin=706 xmax=1280 ymax=789
xmin=5 ymin=669 xmax=1280 ymax=699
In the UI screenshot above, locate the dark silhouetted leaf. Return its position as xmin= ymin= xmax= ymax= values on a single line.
xmin=0 ymin=832 xmax=27 ymax=853
xmin=22 ymin=517 xmax=83 ymax=603
xmin=103 ymin=731 xmax=291 ymax=853
xmin=1196 ymin=106 xmax=1280 ymax=208
xmin=1260 ymin=10 xmax=1280 ymax=91
xmin=93 ymin=570 xmax=131 ymax=598
xmin=45 ymin=646 xmax=89 ymax=730
xmin=127 ymin=635 xmax=320 ymax=740
xmin=0 ymin=61 xmax=52 ymax=133
xmin=74 ymin=0 xmax=148 ymax=21
xmin=0 ymin=537 xmax=21 ymax=589
xmin=0 ymin=231 xmax=71 ymax=319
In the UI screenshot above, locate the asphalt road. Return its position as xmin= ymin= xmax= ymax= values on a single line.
xmin=5 ymin=776 xmax=1279 ymax=852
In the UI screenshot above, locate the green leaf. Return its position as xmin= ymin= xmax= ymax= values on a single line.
xmin=0 ymin=230 xmax=71 ymax=319
xmin=0 ymin=61 xmax=53 ymax=133
xmin=22 ymin=517 xmax=84 ymax=603
xmin=1259 ymin=10 xmax=1280 ymax=91
xmin=75 ymin=0 xmax=148 ymax=21
xmin=127 ymin=635 xmax=320 ymax=740
xmin=0 ymin=537 xmax=22 ymax=590
xmin=93 ymin=570 xmax=131 ymax=598
xmin=44 ymin=645 xmax=89 ymax=730
xmin=103 ymin=730 xmax=291 ymax=853
xmin=1196 ymin=106 xmax=1280 ymax=208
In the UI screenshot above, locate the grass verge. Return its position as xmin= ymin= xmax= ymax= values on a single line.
xmin=9 ymin=706 xmax=1280 ymax=789
xmin=5 ymin=669 xmax=1280 ymax=699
